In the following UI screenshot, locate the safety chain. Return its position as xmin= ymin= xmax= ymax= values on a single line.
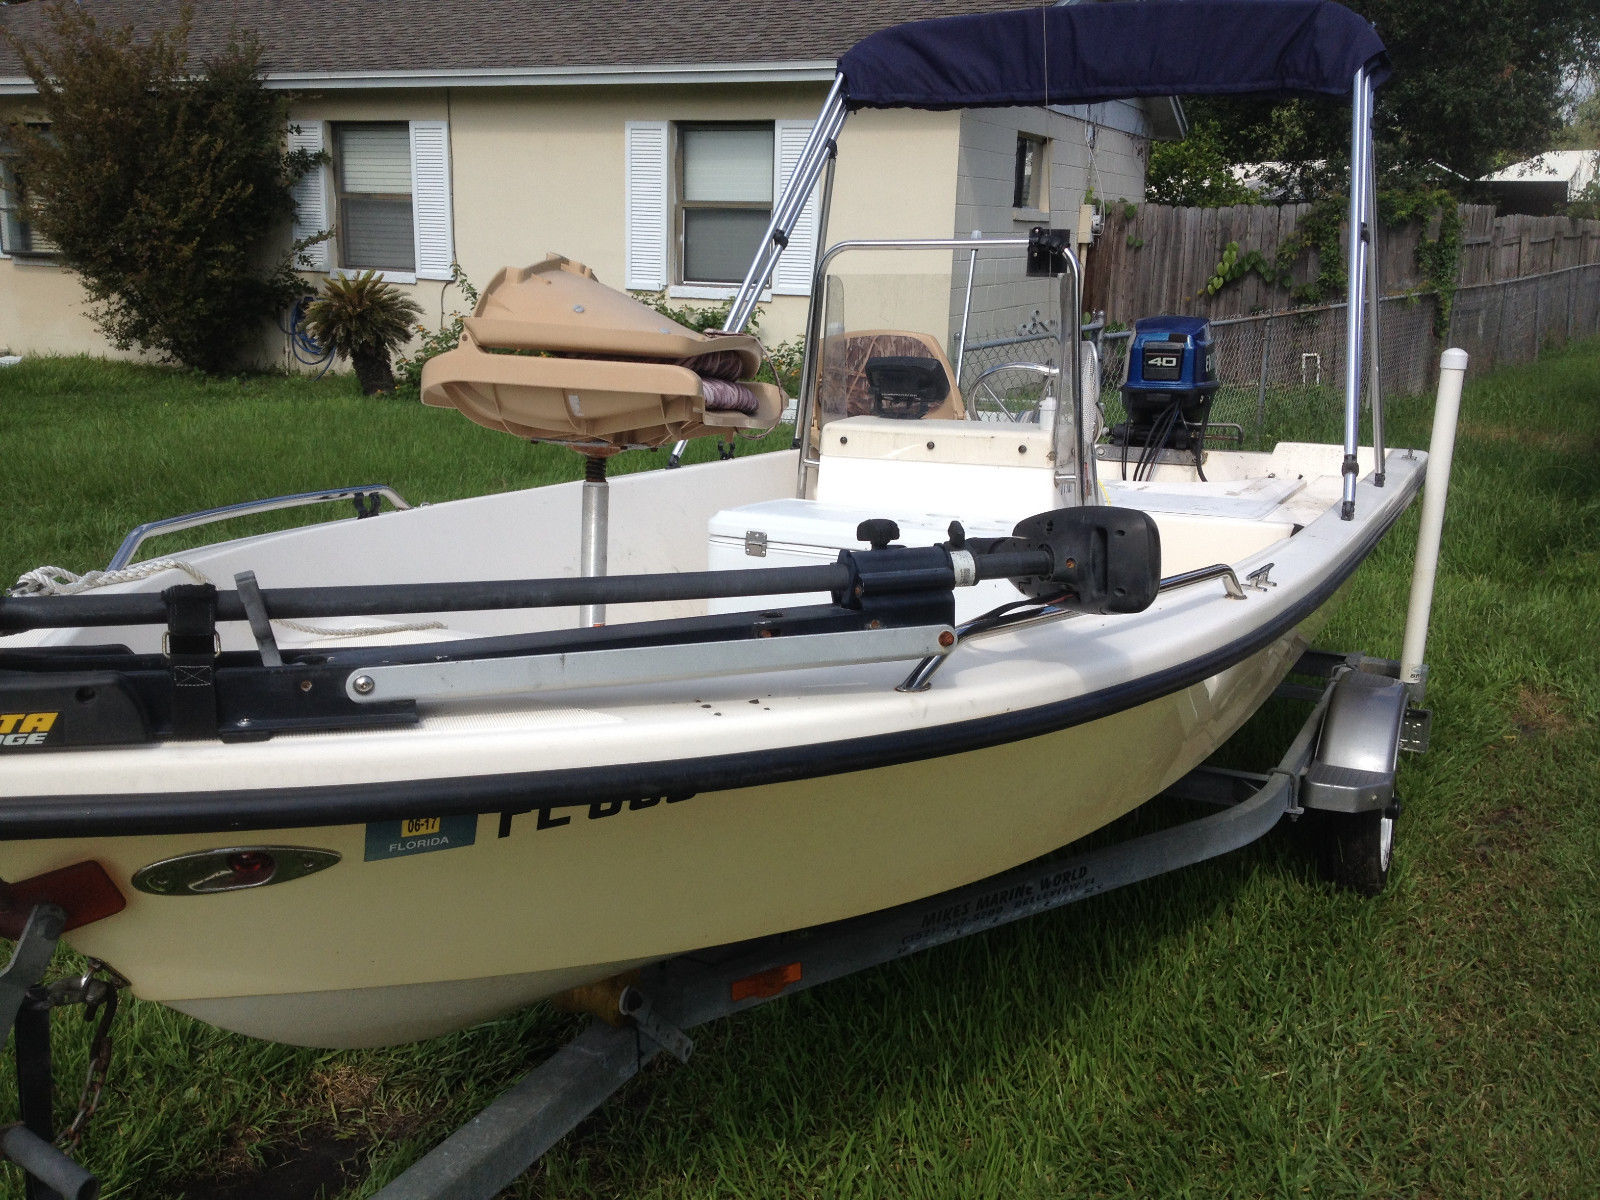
xmin=28 ymin=959 xmax=128 ymax=1148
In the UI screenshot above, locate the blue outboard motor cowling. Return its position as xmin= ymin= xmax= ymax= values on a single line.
xmin=1113 ymin=315 xmax=1219 ymax=456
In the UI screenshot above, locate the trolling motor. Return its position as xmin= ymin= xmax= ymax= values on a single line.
xmin=0 ymin=507 xmax=1159 ymax=753
xmin=1109 ymin=315 xmax=1219 ymax=479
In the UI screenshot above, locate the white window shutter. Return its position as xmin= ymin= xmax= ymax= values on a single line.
xmin=772 ymin=120 xmax=820 ymax=296
xmin=410 ymin=120 xmax=454 ymax=280
xmin=624 ymin=121 xmax=669 ymax=291
xmin=287 ymin=121 xmax=329 ymax=272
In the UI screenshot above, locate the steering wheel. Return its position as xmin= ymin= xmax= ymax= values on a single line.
xmin=966 ymin=361 xmax=1058 ymax=422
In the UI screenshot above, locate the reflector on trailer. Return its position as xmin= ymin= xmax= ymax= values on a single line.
xmin=730 ymin=961 xmax=802 ymax=1003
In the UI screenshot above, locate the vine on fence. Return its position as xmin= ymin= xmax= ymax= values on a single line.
xmin=1380 ymin=189 xmax=1462 ymax=336
xmin=1197 ymin=188 xmax=1462 ymax=336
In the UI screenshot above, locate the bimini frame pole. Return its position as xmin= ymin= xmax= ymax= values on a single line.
xmin=1339 ymin=65 xmax=1373 ymax=520
xmin=726 ymin=76 xmax=848 ymax=336
xmin=1364 ymin=94 xmax=1386 ymax=486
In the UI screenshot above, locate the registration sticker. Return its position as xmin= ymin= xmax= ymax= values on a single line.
xmin=364 ymin=814 xmax=477 ymax=862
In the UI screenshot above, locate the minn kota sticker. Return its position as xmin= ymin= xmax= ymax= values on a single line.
xmin=364 ymin=814 xmax=477 ymax=861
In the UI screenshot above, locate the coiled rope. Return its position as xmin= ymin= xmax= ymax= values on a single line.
xmin=9 ymin=561 xmax=444 ymax=640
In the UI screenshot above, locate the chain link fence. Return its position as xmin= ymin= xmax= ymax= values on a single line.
xmin=956 ymin=322 xmax=1063 ymax=421
xmin=1446 ymin=261 xmax=1600 ymax=374
xmin=956 ymin=260 xmax=1600 ymax=443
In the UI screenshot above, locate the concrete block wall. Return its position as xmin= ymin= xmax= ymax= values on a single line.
xmin=952 ymin=102 xmax=1148 ymax=352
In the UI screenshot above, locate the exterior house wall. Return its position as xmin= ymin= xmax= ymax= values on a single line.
xmin=0 ymin=99 xmax=130 ymax=358
xmin=1 ymin=86 xmax=1146 ymax=368
xmin=441 ymin=86 xmax=960 ymax=347
xmin=792 ymin=104 xmax=964 ymax=346
xmin=0 ymin=247 xmax=119 ymax=358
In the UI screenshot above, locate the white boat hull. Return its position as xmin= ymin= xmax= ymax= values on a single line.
xmin=7 ymin=627 xmax=1306 ymax=1047
xmin=0 ymin=442 xmax=1421 ymax=1048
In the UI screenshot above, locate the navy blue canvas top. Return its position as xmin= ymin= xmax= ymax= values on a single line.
xmin=839 ymin=1 xmax=1388 ymax=111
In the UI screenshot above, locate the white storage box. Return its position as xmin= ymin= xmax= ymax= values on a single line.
xmin=707 ymin=498 xmax=1021 ymax=622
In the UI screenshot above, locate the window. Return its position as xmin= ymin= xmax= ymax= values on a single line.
xmin=1014 ymin=134 xmax=1048 ymax=211
xmin=288 ymin=118 xmax=454 ymax=280
xmin=1 ymin=127 xmax=56 ymax=257
xmin=624 ymin=119 xmax=818 ymax=297
xmin=678 ymin=124 xmax=774 ymax=285
xmin=334 ymin=123 xmax=415 ymax=272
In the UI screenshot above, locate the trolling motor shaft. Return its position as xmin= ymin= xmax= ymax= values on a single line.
xmin=0 ymin=507 xmax=1159 ymax=632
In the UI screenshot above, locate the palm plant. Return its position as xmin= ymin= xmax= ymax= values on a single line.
xmin=303 ymin=270 xmax=424 ymax=394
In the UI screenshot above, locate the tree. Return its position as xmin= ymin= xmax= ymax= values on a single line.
xmin=3 ymin=3 xmax=317 ymax=372
xmin=1145 ymin=120 xmax=1263 ymax=207
xmin=1176 ymin=0 xmax=1600 ymax=194
xmin=1555 ymin=91 xmax=1600 ymax=151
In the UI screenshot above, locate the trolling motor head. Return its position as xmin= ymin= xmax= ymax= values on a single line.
xmin=979 ymin=506 xmax=1162 ymax=614
xmin=836 ymin=507 xmax=1160 ymax=617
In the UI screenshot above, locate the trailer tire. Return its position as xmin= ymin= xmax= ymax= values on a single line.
xmin=1314 ymin=799 xmax=1399 ymax=897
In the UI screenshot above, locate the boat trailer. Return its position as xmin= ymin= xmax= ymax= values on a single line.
xmin=0 ymin=648 xmax=1428 ymax=1200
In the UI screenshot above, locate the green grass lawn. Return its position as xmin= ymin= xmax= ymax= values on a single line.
xmin=0 ymin=357 xmax=790 ymax=586
xmin=1 ymin=344 xmax=1597 ymax=1199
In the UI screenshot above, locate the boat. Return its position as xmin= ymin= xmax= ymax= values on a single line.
xmin=0 ymin=1 xmax=1434 ymax=1056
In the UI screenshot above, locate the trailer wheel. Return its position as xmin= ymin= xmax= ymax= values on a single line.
xmin=1314 ymin=799 xmax=1399 ymax=897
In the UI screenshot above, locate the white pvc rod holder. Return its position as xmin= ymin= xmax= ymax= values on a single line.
xmin=1400 ymin=347 xmax=1467 ymax=690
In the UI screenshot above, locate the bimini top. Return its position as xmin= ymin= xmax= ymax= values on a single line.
xmin=839 ymin=0 xmax=1388 ymax=111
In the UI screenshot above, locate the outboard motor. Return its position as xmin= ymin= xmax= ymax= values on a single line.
xmin=1110 ymin=315 xmax=1219 ymax=478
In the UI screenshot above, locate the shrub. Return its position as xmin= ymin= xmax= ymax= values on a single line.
xmin=763 ymin=336 xmax=805 ymax=398
xmin=2 ymin=2 xmax=320 ymax=373
xmin=303 ymin=271 xmax=423 ymax=394
xmin=395 ymin=263 xmax=479 ymax=391
xmin=637 ymin=290 xmax=806 ymax=395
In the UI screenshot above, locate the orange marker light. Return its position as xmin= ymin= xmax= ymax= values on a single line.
xmin=730 ymin=961 xmax=802 ymax=1003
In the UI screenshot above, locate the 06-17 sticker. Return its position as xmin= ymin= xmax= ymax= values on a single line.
xmin=364 ymin=814 xmax=477 ymax=861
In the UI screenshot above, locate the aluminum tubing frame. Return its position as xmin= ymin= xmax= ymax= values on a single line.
xmin=0 ymin=906 xmax=103 ymax=1200
xmin=1364 ymin=119 xmax=1386 ymax=486
xmin=726 ymin=77 xmax=847 ymax=336
xmin=109 ymin=485 xmax=411 ymax=571
xmin=790 ymin=237 xmax=1095 ymax=508
xmin=1340 ymin=66 xmax=1377 ymax=520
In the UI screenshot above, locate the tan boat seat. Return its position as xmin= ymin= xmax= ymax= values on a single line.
xmin=422 ymin=255 xmax=785 ymax=450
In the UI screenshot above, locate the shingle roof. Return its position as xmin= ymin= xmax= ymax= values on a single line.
xmin=0 ymin=0 xmax=1054 ymax=82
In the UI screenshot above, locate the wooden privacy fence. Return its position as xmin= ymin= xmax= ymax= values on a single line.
xmin=1083 ymin=203 xmax=1600 ymax=323
xmin=1456 ymin=208 xmax=1600 ymax=284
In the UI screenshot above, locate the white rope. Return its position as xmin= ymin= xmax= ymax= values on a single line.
xmin=8 ymin=559 xmax=214 ymax=596
xmin=9 ymin=560 xmax=445 ymax=639
xmin=272 ymin=618 xmax=447 ymax=639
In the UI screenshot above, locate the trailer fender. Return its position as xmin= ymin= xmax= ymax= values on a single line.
xmin=1300 ymin=669 xmax=1407 ymax=814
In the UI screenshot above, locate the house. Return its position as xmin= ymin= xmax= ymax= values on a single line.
xmin=0 ymin=0 xmax=1180 ymax=364
xmin=1480 ymin=150 xmax=1600 ymax=216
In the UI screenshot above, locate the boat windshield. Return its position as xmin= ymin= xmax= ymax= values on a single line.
xmin=810 ymin=238 xmax=1068 ymax=431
